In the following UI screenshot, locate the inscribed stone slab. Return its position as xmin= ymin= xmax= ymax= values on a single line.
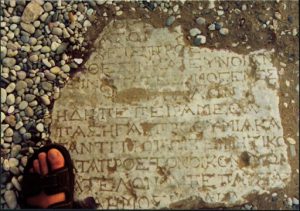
xmin=50 ymin=20 xmax=291 ymax=209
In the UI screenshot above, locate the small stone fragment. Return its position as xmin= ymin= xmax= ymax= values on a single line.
xmin=166 ymin=16 xmax=175 ymax=26
xmin=2 ymin=58 xmax=16 ymax=68
xmin=208 ymin=23 xmax=216 ymax=31
xmin=196 ymin=17 xmax=206 ymax=25
xmin=4 ymin=190 xmax=17 ymax=209
xmin=1 ymin=88 xmax=7 ymax=103
xmin=11 ymin=177 xmax=21 ymax=191
xmin=40 ymin=95 xmax=51 ymax=105
xmin=43 ymin=2 xmax=53 ymax=12
xmin=274 ymin=11 xmax=282 ymax=20
xmin=189 ymin=28 xmax=201 ymax=37
xmin=21 ymin=1 xmax=44 ymax=23
xmin=6 ymin=94 xmax=16 ymax=105
xmin=287 ymin=137 xmax=296 ymax=145
xmin=20 ymin=22 xmax=36 ymax=34
xmin=6 ymin=83 xmax=16 ymax=93
xmin=220 ymin=28 xmax=229 ymax=35
xmin=50 ymin=66 xmax=61 ymax=74
xmin=1 ymin=112 xmax=5 ymax=123
xmin=41 ymin=82 xmax=53 ymax=91
xmin=8 ymin=158 xmax=19 ymax=167
xmin=15 ymin=81 xmax=27 ymax=91
xmin=18 ymin=101 xmax=28 ymax=110
xmin=36 ymin=123 xmax=44 ymax=132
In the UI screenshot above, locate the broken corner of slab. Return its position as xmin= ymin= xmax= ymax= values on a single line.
xmin=50 ymin=19 xmax=292 ymax=209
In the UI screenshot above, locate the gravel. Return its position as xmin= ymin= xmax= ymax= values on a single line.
xmin=20 ymin=22 xmax=35 ymax=34
xmin=36 ymin=123 xmax=44 ymax=132
xmin=166 ymin=16 xmax=176 ymax=26
xmin=6 ymin=94 xmax=15 ymax=105
xmin=208 ymin=23 xmax=216 ymax=31
xmin=43 ymin=2 xmax=53 ymax=12
xmin=15 ymin=81 xmax=27 ymax=91
xmin=2 ymin=58 xmax=16 ymax=67
xmin=4 ymin=191 xmax=17 ymax=209
xmin=220 ymin=28 xmax=229 ymax=35
xmin=189 ymin=28 xmax=201 ymax=37
xmin=196 ymin=17 xmax=206 ymax=25
xmin=1 ymin=88 xmax=7 ymax=103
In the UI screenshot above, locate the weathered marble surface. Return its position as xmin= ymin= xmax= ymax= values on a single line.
xmin=50 ymin=20 xmax=291 ymax=209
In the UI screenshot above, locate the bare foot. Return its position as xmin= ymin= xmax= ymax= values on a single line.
xmin=26 ymin=149 xmax=66 ymax=208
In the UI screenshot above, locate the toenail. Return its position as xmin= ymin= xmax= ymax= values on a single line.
xmin=48 ymin=149 xmax=59 ymax=160
xmin=38 ymin=152 xmax=46 ymax=159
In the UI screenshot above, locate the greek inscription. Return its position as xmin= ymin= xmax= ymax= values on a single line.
xmin=50 ymin=20 xmax=291 ymax=208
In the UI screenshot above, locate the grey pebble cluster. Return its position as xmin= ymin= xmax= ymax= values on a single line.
xmin=0 ymin=0 xmax=96 ymax=208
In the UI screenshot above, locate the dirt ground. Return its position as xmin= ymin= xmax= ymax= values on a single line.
xmin=67 ymin=0 xmax=299 ymax=209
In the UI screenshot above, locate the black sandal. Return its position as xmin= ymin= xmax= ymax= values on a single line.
xmin=20 ymin=143 xmax=75 ymax=208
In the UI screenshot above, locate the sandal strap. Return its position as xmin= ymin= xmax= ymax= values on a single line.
xmin=43 ymin=168 xmax=70 ymax=195
xmin=22 ymin=168 xmax=70 ymax=197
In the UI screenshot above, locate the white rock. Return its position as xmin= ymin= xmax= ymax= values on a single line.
xmin=285 ymin=80 xmax=290 ymax=87
xmin=36 ymin=123 xmax=44 ymax=132
xmin=293 ymin=28 xmax=298 ymax=36
xmin=8 ymin=158 xmax=19 ymax=167
xmin=10 ymin=0 xmax=16 ymax=7
xmin=173 ymin=5 xmax=179 ymax=13
xmin=11 ymin=177 xmax=21 ymax=191
xmin=220 ymin=28 xmax=229 ymax=35
xmin=287 ymin=198 xmax=293 ymax=206
xmin=116 ymin=11 xmax=123 ymax=16
xmin=83 ymin=20 xmax=92 ymax=27
xmin=245 ymin=204 xmax=252 ymax=210
xmin=208 ymin=0 xmax=215 ymax=9
xmin=208 ymin=23 xmax=215 ymax=31
xmin=198 ymin=35 xmax=206 ymax=44
xmin=280 ymin=62 xmax=287 ymax=67
xmin=196 ymin=17 xmax=206 ymax=25
xmin=287 ymin=137 xmax=296 ymax=145
xmin=1 ymin=112 xmax=5 ymax=123
xmin=293 ymin=198 xmax=299 ymax=205
xmin=51 ymin=42 xmax=60 ymax=51
xmin=189 ymin=28 xmax=201 ymax=37
xmin=4 ymin=190 xmax=17 ymax=209
xmin=6 ymin=83 xmax=16 ymax=93
xmin=15 ymin=121 xmax=23 ymax=130
xmin=274 ymin=11 xmax=282 ymax=20
xmin=217 ymin=10 xmax=224 ymax=16
xmin=242 ymin=4 xmax=247 ymax=11
xmin=1 ymin=88 xmax=7 ymax=104
xmin=6 ymin=94 xmax=15 ymax=105
xmin=74 ymin=58 xmax=83 ymax=64
xmin=3 ymin=159 xmax=10 ymax=171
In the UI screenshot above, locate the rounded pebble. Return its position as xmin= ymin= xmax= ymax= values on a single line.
xmin=287 ymin=137 xmax=296 ymax=145
xmin=189 ymin=28 xmax=201 ymax=37
xmin=166 ymin=16 xmax=175 ymax=26
xmin=4 ymin=190 xmax=17 ymax=209
xmin=220 ymin=28 xmax=229 ymax=35
xmin=1 ymin=88 xmax=7 ymax=103
xmin=43 ymin=2 xmax=53 ymax=11
xmin=36 ymin=123 xmax=44 ymax=132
